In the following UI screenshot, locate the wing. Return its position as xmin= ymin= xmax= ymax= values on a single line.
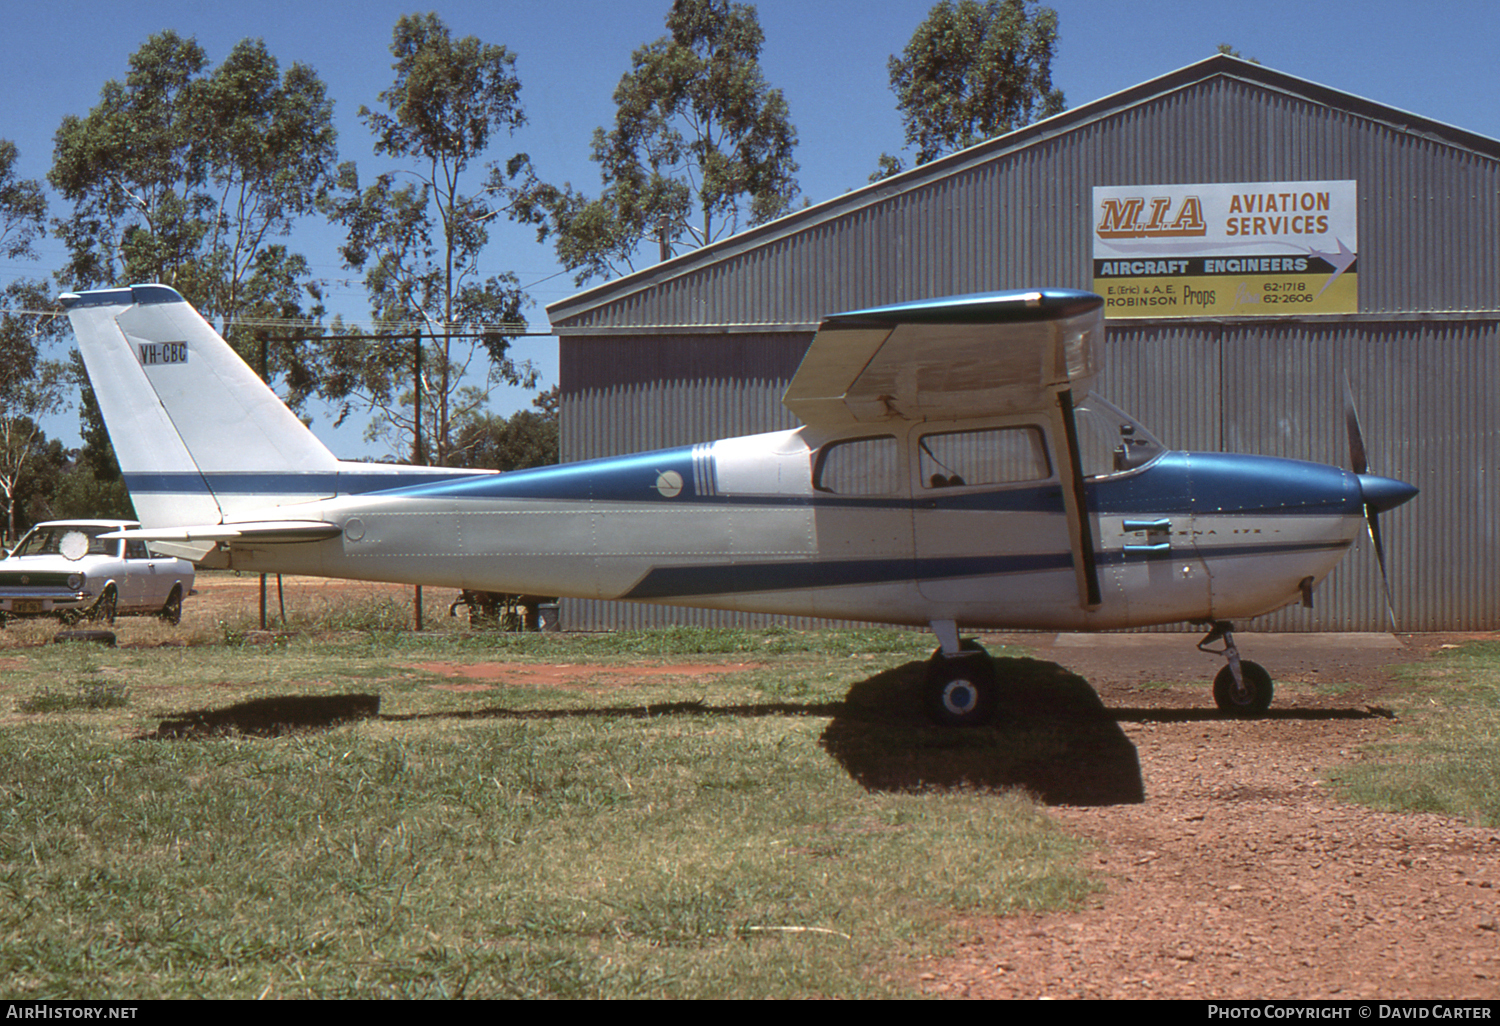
xmin=782 ymin=289 xmax=1103 ymax=428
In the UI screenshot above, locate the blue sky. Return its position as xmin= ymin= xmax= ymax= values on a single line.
xmin=3 ymin=0 xmax=1497 ymax=455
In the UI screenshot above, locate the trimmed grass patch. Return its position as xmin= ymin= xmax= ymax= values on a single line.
xmin=0 ymin=625 xmax=1094 ymax=999
xmin=1327 ymin=641 xmax=1500 ymax=827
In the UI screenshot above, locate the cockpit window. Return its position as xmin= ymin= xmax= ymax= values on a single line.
xmin=918 ymin=426 xmax=1050 ymax=488
xmin=1072 ymin=393 xmax=1165 ymax=477
xmin=813 ymin=435 xmax=903 ymax=495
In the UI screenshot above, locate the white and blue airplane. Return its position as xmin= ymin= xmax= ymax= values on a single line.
xmin=63 ymin=284 xmax=1416 ymax=725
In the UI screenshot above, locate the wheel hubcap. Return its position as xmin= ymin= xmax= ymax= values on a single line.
xmin=942 ymin=680 xmax=978 ymax=715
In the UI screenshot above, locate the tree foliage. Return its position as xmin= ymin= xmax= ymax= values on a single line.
xmin=503 ymin=0 xmax=799 ymax=285
xmin=0 ymin=140 xmax=46 ymax=264
xmin=0 ymin=144 xmax=72 ymax=545
xmin=326 ymin=13 xmax=535 ymax=465
xmin=876 ymin=0 xmax=1065 ymax=177
xmin=450 ymin=385 xmax=559 ymax=472
xmin=0 ymin=370 xmax=70 ymax=546
xmin=49 ymin=31 xmax=339 ymax=387
xmin=1216 ymin=43 xmax=1260 ymax=64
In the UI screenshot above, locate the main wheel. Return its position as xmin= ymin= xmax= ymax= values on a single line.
xmin=1213 ymin=660 xmax=1274 ymax=717
xmin=159 ymin=585 xmax=183 ymax=625
xmin=924 ymin=647 xmax=996 ymax=727
xmin=91 ymin=586 xmax=117 ymax=626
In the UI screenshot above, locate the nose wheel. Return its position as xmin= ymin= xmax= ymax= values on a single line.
xmin=1199 ymin=621 xmax=1275 ymax=717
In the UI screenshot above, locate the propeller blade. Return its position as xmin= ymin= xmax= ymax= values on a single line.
xmin=1365 ymin=503 xmax=1398 ymax=631
xmin=1343 ymin=375 xmax=1369 ymax=475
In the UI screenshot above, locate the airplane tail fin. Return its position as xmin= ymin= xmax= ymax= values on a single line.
xmin=62 ymin=284 xmax=341 ymax=527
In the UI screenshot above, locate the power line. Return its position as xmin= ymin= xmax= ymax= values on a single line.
xmin=3 ymin=308 xmax=556 ymax=338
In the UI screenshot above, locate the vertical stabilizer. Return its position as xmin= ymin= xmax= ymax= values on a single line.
xmin=63 ymin=284 xmax=341 ymax=526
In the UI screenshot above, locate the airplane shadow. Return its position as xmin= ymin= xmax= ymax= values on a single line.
xmin=132 ymin=659 xmax=1144 ymax=804
xmin=820 ymin=657 xmax=1145 ymax=805
xmin=141 ymin=693 xmax=381 ymax=740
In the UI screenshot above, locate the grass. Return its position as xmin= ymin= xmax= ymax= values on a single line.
xmin=1326 ymin=640 xmax=1500 ymax=827
xmin=0 ymin=602 xmax=1099 ymax=999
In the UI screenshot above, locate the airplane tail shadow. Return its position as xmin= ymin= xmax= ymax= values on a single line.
xmin=141 ymin=693 xmax=380 ymax=740
xmin=821 ymin=656 xmax=1145 ymax=805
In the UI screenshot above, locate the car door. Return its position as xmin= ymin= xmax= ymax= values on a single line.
xmin=122 ymin=539 xmax=161 ymax=610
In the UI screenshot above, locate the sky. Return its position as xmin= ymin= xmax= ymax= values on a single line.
xmin=3 ymin=0 xmax=1497 ymax=457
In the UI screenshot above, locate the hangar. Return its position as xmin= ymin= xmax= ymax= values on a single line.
xmin=545 ymin=55 xmax=1500 ymax=632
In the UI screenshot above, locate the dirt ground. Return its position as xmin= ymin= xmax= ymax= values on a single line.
xmin=157 ymin=578 xmax=1500 ymax=998
xmin=915 ymin=631 xmax=1500 ymax=1000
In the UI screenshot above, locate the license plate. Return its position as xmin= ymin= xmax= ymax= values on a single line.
xmin=12 ymin=600 xmax=42 ymax=614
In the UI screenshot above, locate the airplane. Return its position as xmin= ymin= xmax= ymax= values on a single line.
xmin=62 ymin=283 xmax=1417 ymax=726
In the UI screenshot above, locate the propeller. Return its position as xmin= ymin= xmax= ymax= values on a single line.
xmin=1343 ymin=376 xmax=1419 ymax=629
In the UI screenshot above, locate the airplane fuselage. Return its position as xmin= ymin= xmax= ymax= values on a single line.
xmin=182 ymin=420 xmax=1367 ymax=631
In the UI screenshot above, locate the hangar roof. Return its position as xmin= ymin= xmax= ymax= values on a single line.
xmin=547 ymin=54 xmax=1500 ymax=336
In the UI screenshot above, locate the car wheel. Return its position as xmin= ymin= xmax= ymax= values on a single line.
xmin=160 ymin=585 xmax=183 ymax=626
xmin=91 ymin=586 xmax=117 ymax=626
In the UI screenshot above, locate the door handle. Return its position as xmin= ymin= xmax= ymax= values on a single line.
xmin=1122 ymin=518 xmax=1172 ymax=555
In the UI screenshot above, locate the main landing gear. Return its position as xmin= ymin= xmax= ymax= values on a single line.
xmin=924 ymin=620 xmax=997 ymax=727
xmin=1198 ymin=620 xmax=1274 ymax=717
xmin=921 ymin=619 xmax=1278 ymax=726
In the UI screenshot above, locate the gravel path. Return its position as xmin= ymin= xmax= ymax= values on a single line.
xmin=915 ymin=632 xmax=1500 ymax=1000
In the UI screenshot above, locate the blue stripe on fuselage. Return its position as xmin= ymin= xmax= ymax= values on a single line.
xmin=122 ymin=448 xmax=1361 ymax=517
xmin=620 ymin=536 xmax=1352 ymax=600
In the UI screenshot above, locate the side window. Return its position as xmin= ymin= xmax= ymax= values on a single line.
xmin=125 ymin=540 xmax=151 ymax=560
xmin=813 ymin=435 xmax=904 ymax=495
xmin=918 ymin=426 xmax=1050 ymax=489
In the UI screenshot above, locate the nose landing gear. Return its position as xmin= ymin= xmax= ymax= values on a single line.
xmin=1198 ymin=620 xmax=1274 ymax=717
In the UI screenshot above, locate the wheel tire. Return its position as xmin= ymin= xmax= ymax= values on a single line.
xmin=160 ymin=585 xmax=183 ymax=625
xmin=91 ymin=586 xmax=117 ymax=626
xmin=1213 ymin=660 xmax=1274 ymax=717
xmin=924 ymin=646 xmax=997 ymax=727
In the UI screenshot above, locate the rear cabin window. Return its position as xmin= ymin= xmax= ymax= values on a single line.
xmin=918 ymin=426 xmax=1051 ymax=489
xmin=813 ymin=436 xmax=903 ymax=495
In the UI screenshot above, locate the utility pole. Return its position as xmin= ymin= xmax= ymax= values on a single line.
xmin=412 ymin=331 xmax=424 ymax=629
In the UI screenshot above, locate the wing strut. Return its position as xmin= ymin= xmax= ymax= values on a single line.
xmin=1054 ymin=388 xmax=1102 ymax=609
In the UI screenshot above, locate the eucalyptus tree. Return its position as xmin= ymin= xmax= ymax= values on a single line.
xmin=49 ymin=31 xmax=338 ymax=383
xmin=0 ymin=141 xmax=71 ymax=544
xmin=874 ymin=0 xmax=1065 ymax=179
xmin=328 ymin=13 xmax=535 ymax=465
xmin=503 ymin=0 xmax=800 ymax=285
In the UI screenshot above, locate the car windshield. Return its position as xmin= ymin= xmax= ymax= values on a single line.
xmin=9 ymin=525 xmax=118 ymax=559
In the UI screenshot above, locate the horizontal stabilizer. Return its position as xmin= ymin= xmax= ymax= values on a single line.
xmin=101 ymin=521 xmax=343 ymax=545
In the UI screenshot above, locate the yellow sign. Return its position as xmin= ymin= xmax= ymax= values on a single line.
xmin=1092 ymin=182 xmax=1358 ymax=318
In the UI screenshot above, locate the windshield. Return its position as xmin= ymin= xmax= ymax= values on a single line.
xmin=1072 ymin=393 xmax=1166 ymax=477
xmin=10 ymin=525 xmax=119 ymax=559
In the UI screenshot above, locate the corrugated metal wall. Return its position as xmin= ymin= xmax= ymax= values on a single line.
xmin=550 ymin=59 xmax=1500 ymax=632
xmin=1102 ymin=315 xmax=1500 ymax=632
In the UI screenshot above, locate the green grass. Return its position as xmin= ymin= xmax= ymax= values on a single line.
xmin=0 ymin=618 xmax=1096 ymax=999
xmin=1326 ymin=640 xmax=1500 ymax=827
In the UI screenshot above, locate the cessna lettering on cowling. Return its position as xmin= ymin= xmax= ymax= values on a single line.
xmin=62 ymin=284 xmax=1416 ymax=726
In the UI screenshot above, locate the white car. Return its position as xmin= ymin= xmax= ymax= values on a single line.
xmin=0 ymin=519 xmax=195 ymax=626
